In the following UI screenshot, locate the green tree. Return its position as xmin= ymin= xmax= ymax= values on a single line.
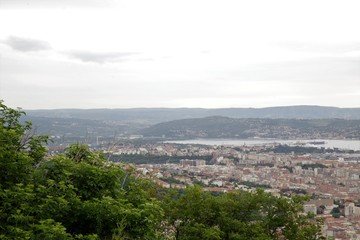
xmin=162 ymin=187 xmax=324 ymax=240
xmin=30 ymin=145 xmax=164 ymax=239
xmin=0 ymin=102 xmax=164 ymax=239
xmin=0 ymin=101 xmax=48 ymax=188
xmin=162 ymin=186 xmax=224 ymax=240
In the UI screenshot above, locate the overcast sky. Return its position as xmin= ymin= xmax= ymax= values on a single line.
xmin=0 ymin=0 xmax=359 ymax=109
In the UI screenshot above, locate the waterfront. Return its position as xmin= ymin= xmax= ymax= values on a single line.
xmin=167 ymin=139 xmax=360 ymax=151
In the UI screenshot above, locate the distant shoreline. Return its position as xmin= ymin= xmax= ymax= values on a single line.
xmin=165 ymin=138 xmax=360 ymax=151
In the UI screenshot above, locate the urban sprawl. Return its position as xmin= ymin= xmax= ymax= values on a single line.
xmin=51 ymin=140 xmax=360 ymax=239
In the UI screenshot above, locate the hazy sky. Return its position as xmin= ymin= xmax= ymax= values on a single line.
xmin=0 ymin=0 xmax=359 ymax=109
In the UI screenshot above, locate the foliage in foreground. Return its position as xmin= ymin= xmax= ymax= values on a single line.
xmin=0 ymin=101 xmax=324 ymax=239
xmin=162 ymin=186 xmax=324 ymax=240
xmin=0 ymin=102 xmax=162 ymax=239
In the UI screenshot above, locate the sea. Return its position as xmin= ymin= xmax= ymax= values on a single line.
xmin=166 ymin=139 xmax=360 ymax=151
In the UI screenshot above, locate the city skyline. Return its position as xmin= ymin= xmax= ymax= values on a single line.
xmin=0 ymin=0 xmax=359 ymax=109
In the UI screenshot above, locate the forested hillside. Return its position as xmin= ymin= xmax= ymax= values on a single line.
xmin=141 ymin=116 xmax=360 ymax=139
xmin=26 ymin=105 xmax=360 ymax=125
xmin=1 ymin=102 xmax=324 ymax=239
xmin=23 ymin=106 xmax=360 ymax=143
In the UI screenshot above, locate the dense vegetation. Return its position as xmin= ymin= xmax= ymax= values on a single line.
xmin=0 ymin=102 xmax=161 ymax=239
xmin=263 ymin=145 xmax=324 ymax=154
xmin=109 ymin=154 xmax=213 ymax=165
xmin=1 ymin=102 xmax=324 ymax=239
xmin=262 ymin=145 xmax=359 ymax=154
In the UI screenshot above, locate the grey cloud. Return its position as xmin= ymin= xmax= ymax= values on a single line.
xmin=0 ymin=0 xmax=115 ymax=9
xmin=65 ymin=51 xmax=139 ymax=63
xmin=3 ymin=36 xmax=51 ymax=52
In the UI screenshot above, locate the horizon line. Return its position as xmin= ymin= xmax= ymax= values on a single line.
xmin=22 ymin=104 xmax=360 ymax=111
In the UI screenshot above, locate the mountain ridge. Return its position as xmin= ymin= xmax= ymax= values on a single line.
xmin=140 ymin=116 xmax=360 ymax=139
xmin=26 ymin=105 xmax=360 ymax=124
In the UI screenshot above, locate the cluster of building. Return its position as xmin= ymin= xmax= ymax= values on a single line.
xmin=105 ymin=141 xmax=360 ymax=239
xmin=106 ymin=142 xmax=219 ymax=156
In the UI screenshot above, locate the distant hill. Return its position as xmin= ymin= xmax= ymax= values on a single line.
xmin=24 ymin=106 xmax=360 ymax=141
xmin=26 ymin=106 xmax=360 ymax=124
xmin=20 ymin=116 xmax=146 ymax=145
xmin=22 ymin=116 xmax=137 ymax=136
xmin=140 ymin=116 xmax=360 ymax=139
